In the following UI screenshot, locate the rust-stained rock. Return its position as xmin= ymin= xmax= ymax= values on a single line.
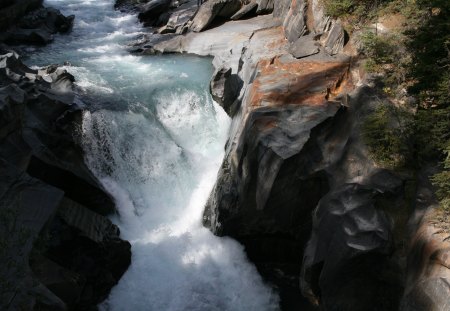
xmin=248 ymin=57 xmax=351 ymax=108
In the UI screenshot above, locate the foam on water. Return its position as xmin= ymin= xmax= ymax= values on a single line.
xmin=25 ymin=0 xmax=280 ymax=310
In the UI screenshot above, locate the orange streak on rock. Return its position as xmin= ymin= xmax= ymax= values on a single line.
xmin=248 ymin=56 xmax=352 ymax=109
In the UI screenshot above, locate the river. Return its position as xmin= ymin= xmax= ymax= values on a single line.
xmin=24 ymin=0 xmax=279 ymax=310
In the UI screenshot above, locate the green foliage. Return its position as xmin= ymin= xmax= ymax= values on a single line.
xmin=363 ymin=103 xmax=414 ymax=168
xmin=361 ymin=32 xmax=399 ymax=71
xmin=415 ymin=107 xmax=450 ymax=161
xmin=431 ymin=145 xmax=450 ymax=210
xmin=321 ymin=0 xmax=388 ymax=20
xmin=405 ymin=0 xmax=450 ymax=107
xmin=321 ymin=0 xmax=355 ymax=17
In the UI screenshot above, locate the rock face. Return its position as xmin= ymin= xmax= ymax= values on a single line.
xmin=120 ymin=0 xmax=445 ymax=310
xmin=401 ymin=214 xmax=450 ymax=310
xmin=0 ymin=0 xmax=42 ymax=31
xmin=301 ymin=182 xmax=404 ymax=310
xmin=190 ymin=0 xmax=242 ymax=32
xmin=135 ymin=0 xmax=416 ymax=308
xmin=0 ymin=3 xmax=74 ymax=45
xmin=401 ymin=170 xmax=450 ymax=311
xmin=138 ymin=0 xmax=172 ymax=26
xmin=0 ymin=50 xmax=131 ymax=310
xmin=210 ymin=66 xmax=243 ymax=115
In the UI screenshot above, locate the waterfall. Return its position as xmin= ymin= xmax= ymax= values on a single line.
xmin=25 ymin=0 xmax=280 ymax=310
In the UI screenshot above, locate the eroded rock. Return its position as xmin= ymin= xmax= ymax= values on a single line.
xmin=0 ymin=50 xmax=131 ymax=310
xmin=3 ymin=5 xmax=74 ymax=45
xmin=190 ymin=0 xmax=242 ymax=32
xmin=210 ymin=66 xmax=243 ymax=116
xmin=301 ymin=183 xmax=404 ymax=310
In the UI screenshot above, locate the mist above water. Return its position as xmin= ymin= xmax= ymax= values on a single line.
xmin=26 ymin=0 xmax=280 ymax=310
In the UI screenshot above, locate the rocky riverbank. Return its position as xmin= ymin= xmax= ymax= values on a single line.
xmin=0 ymin=0 xmax=74 ymax=45
xmin=116 ymin=0 xmax=450 ymax=310
xmin=0 ymin=30 xmax=130 ymax=311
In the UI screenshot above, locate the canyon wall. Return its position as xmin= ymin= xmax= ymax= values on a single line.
xmin=129 ymin=0 xmax=449 ymax=309
xmin=0 ymin=50 xmax=131 ymax=310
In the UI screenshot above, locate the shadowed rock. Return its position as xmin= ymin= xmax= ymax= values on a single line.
xmin=190 ymin=0 xmax=242 ymax=32
xmin=301 ymin=183 xmax=404 ymax=311
xmin=256 ymin=0 xmax=274 ymax=14
xmin=2 ymin=5 xmax=74 ymax=45
xmin=0 ymin=50 xmax=131 ymax=310
xmin=138 ymin=0 xmax=172 ymax=26
xmin=230 ymin=1 xmax=258 ymax=20
xmin=210 ymin=66 xmax=243 ymax=116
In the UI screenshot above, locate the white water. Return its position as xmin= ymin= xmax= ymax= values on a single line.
xmin=26 ymin=1 xmax=280 ymax=310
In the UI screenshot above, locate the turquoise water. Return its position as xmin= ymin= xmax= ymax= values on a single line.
xmin=25 ymin=0 xmax=279 ymax=310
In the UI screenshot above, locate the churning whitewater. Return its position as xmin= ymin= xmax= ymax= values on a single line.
xmin=26 ymin=0 xmax=279 ymax=310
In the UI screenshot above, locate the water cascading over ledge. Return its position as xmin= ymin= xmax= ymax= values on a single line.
xmin=21 ymin=0 xmax=281 ymax=310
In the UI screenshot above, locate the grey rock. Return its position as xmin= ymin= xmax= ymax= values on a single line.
xmin=324 ymin=20 xmax=346 ymax=55
xmin=0 ymin=50 xmax=131 ymax=310
xmin=311 ymin=0 xmax=332 ymax=34
xmin=190 ymin=0 xmax=242 ymax=32
xmin=19 ymin=7 xmax=74 ymax=33
xmin=210 ymin=66 xmax=243 ymax=116
xmin=5 ymin=28 xmax=54 ymax=45
xmin=204 ymin=103 xmax=346 ymax=237
xmin=0 ymin=51 xmax=115 ymax=215
xmin=301 ymin=183 xmax=403 ymax=310
xmin=273 ymin=0 xmax=290 ymax=18
xmin=138 ymin=0 xmax=172 ymax=26
xmin=255 ymin=0 xmax=274 ymax=14
xmin=0 ymin=157 xmax=65 ymax=310
xmin=288 ymin=35 xmax=320 ymax=58
xmin=400 ymin=169 xmax=450 ymax=311
xmin=0 ymin=0 xmax=42 ymax=31
xmin=230 ymin=1 xmax=257 ymax=20
xmin=283 ymin=0 xmax=307 ymax=43
xmin=2 ymin=6 xmax=74 ymax=45
xmin=58 ymin=197 xmax=120 ymax=243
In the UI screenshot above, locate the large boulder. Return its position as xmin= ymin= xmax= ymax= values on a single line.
xmin=0 ymin=0 xmax=42 ymax=31
xmin=34 ymin=197 xmax=131 ymax=309
xmin=0 ymin=158 xmax=65 ymax=311
xmin=324 ymin=20 xmax=346 ymax=55
xmin=289 ymin=34 xmax=321 ymax=59
xmin=301 ymin=182 xmax=404 ymax=310
xmin=230 ymin=1 xmax=258 ymax=20
xmin=210 ymin=66 xmax=243 ymax=116
xmin=3 ymin=6 xmax=74 ymax=45
xmin=277 ymin=0 xmax=308 ymax=42
xmin=138 ymin=0 xmax=172 ymax=26
xmin=190 ymin=0 xmax=242 ymax=32
xmin=401 ymin=169 xmax=450 ymax=311
xmin=256 ymin=0 xmax=274 ymax=14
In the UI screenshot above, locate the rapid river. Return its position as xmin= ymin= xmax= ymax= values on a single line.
xmin=24 ymin=0 xmax=279 ymax=310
